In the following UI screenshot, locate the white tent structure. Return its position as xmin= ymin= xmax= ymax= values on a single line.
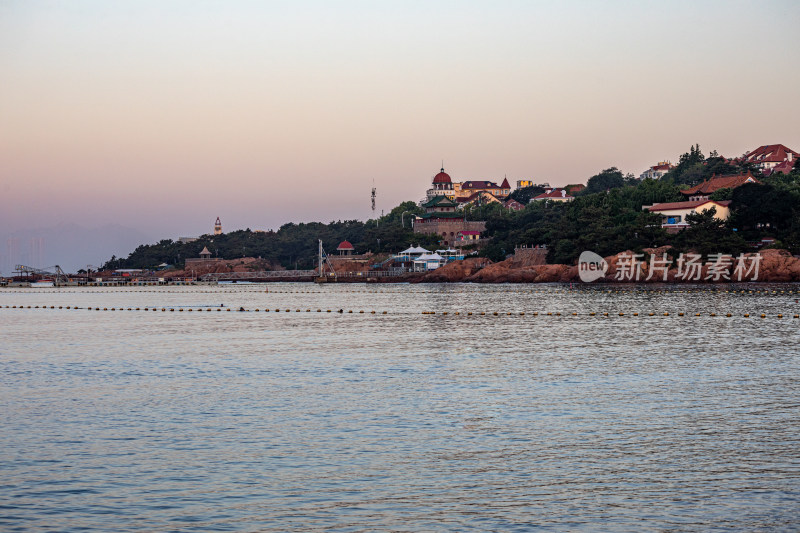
xmin=435 ymin=249 xmax=464 ymax=261
xmin=398 ymin=245 xmax=431 ymax=256
xmin=396 ymin=246 xmax=431 ymax=263
xmin=413 ymin=252 xmax=445 ymax=272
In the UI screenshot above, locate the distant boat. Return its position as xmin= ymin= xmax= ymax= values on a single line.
xmin=32 ymin=279 xmax=54 ymax=287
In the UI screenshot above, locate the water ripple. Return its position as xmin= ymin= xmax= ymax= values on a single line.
xmin=0 ymin=283 xmax=798 ymax=531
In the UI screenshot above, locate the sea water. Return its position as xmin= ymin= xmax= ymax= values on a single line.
xmin=1 ymin=283 xmax=798 ymax=531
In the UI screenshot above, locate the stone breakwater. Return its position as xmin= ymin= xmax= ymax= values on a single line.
xmin=416 ymin=249 xmax=800 ymax=283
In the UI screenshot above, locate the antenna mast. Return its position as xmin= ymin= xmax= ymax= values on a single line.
xmin=371 ymin=179 xmax=377 ymax=226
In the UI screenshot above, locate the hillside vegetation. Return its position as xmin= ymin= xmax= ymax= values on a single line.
xmin=104 ymin=146 xmax=800 ymax=270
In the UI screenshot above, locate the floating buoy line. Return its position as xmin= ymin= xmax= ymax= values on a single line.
xmin=1 ymin=304 xmax=797 ymax=320
xmin=0 ymin=288 xmax=797 ymax=295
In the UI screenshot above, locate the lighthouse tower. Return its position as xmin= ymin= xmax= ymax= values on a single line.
xmin=214 ymin=217 xmax=222 ymax=235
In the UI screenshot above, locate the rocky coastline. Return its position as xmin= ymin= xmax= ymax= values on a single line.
xmin=147 ymin=248 xmax=800 ymax=284
xmin=415 ymin=248 xmax=800 ymax=284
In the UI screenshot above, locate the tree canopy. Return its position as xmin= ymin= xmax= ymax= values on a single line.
xmin=578 ymin=167 xmax=637 ymax=195
xmin=103 ymin=201 xmax=437 ymax=270
xmin=104 ymin=154 xmax=800 ymax=270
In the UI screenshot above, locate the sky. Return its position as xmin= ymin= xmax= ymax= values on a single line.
xmin=2 ymin=0 xmax=799 ymax=245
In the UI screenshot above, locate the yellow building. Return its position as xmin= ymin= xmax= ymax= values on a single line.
xmin=425 ymin=167 xmax=512 ymax=202
xmin=645 ymin=199 xmax=731 ymax=233
xmin=458 ymin=191 xmax=503 ymax=207
xmin=459 ymin=179 xmax=511 ymax=199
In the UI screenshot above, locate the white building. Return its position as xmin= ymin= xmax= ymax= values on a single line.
xmin=639 ymin=161 xmax=674 ymax=180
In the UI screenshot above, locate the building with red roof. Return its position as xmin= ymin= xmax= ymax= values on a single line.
xmin=458 ymin=179 xmax=511 ymax=200
xmin=644 ymin=199 xmax=731 ymax=233
xmin=768 ymin=160 xmax=798 ymax=176
xmin=680 ymin=172 xmax=759 ymax=198
xmin=742 ymin=144 xmax=799 ymax=173
xmin=456 ymin=230 xmax=483 ymax=245
xmin=424 ymin=166 xmax=512 ymax=203
xmin=423 ymin=167 xmax=457 ymax=202
xmin=639 ymin=161 xmax=674 ymax=180
xmin=336 ymin=240 xmax=355 ymax=256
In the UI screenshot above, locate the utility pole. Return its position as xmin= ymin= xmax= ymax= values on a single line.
xmin=318 ymin=239 xmax=323 ymax=277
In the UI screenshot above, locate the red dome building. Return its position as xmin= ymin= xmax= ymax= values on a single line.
xmin=433 ymin=168 xmax=451 ymax=184
xmin=336 ymin=240 xmax=355 ymax=256
xmin=430 ymin=167 xmax=455 ymax=199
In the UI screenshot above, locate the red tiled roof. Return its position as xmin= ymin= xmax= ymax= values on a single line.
xmin=500 ymin=178 xmax=510 ymax=189
xmin=769 ymin=160 xmax=796 ymax=175
xmin=743 ymin=144 xmax=799 ymax=164
xmin=459 ymin=230 xmax=481 ymax=235
xmin=646 ymin=200 xmax=731 ymax=212
xmin=533 ymin=189 xmax=574 ymax=200
xmin=433 ymin=168 xmax=451 ymax=184
xmin=680 ymin=172 xmax=758 ymax=196
xmin=652 ymin=163 xmax=673 ymax=171
xmin=337 ymin=240 xmax=355 ymax=250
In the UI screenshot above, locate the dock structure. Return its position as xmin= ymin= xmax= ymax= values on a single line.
xmin=316 ymin=239 xmax=338 ymax=283
xmin=14 ymin=264 xmax=70 ymax=286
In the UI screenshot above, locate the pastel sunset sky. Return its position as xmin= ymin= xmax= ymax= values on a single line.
xmin=2 ymin=0 xmax=799 ymax=238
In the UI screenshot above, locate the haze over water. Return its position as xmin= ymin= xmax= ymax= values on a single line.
xmin=1 ymin=283 xmax=798 ymax=531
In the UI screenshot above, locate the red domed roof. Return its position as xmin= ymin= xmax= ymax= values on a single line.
xmin=337 ymin=240 xmax=355 ymax=251
xmin=433 ymin=167 xmax=451 ymax=184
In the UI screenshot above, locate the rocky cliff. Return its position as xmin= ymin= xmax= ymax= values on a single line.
xmin=418 ymin=248 xmax=800 ymax=283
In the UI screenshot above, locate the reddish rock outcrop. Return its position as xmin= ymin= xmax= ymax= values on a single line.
xmin=169 ymin=257 xmax=284 ymax=278
xmin=416 ymin=248 xmax=800 ymax=284
xmin=162 ymin=248 xmax=800 ymax=283
xmin=418 ymin=257 xmax=493 ymax=282
xmin=757 ymin=249 xmax=800 ymax=282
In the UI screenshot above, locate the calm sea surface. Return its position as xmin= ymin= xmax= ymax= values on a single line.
xmin=1 ymin=283 xmax=799 ymax=532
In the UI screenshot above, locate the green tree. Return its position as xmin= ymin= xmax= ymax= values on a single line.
xmin=662 ymin=144 xmax=705 ymax=185
xmin=580 ymin=167 xmax=628 ymax=195
xmin=509 ymin=185 xmax=546 ymax=204
xmin=672 ymin=207 xmax=747 ymax=258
